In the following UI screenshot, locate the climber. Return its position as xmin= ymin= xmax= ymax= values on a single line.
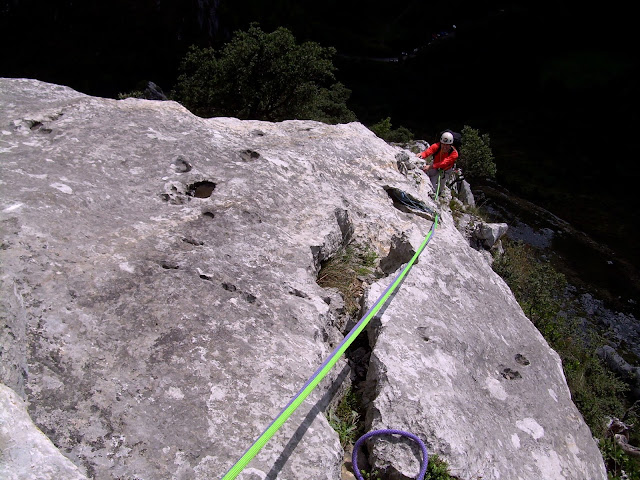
xmin=417 ymin=131 xmax=458 ymax=194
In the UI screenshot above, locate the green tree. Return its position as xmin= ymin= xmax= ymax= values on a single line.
xmin=370 ymin=117 xmax=392 ymax=140
xmin=459 ymin=125 xmax=497 ymax=180
xmin=172 ymin=24 xmax=357 ymax=123
xmin=370 ymin=117 xmax=414 ymax=143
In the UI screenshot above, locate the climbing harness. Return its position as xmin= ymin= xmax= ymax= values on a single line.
xmin=352 ymin=429 xmax=428 ymax=480
xmin=220 ymin=172 xmax=443 ymax=480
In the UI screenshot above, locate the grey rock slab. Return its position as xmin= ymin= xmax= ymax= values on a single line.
xmin=0 ymin=383 xmax=89 ymax=480
xmin=0 ymin=78 xmax=606 ymax=480
xmin=363 ymin=211 xmax=606 ymax=479
xmin=0 ymin=78 xmax=431 ymax=479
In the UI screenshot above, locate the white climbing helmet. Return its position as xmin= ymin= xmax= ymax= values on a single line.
xmin=440 ymin=131 xmax=454 ymax=144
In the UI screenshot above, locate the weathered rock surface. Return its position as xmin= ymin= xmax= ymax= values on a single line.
xmin=0 ymin=384 xmax=89 ymax=480
xmin=362 ymin=220 xmax=605 ymax=479
xmin=473 ymin=221 xmax=508 ymax=249
xmin=0 ymin=78 xmax=606 ymax=479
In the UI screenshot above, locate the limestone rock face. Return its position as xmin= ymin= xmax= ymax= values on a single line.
xmin=0 ymin=384 xmax=89 ymax=480
xmin=362 ymin=219 xmax=606 ymax=479
xmin=0 ymin=78 xmax=606 ymax=480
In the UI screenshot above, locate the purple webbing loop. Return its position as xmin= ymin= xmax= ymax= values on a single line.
xmin=352 ymin=429 xmax=428 ymax=480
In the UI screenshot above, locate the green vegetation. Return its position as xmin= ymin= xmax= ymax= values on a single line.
xmin=424 ymin=454 xmax=456 ymax=480
xmin=492 ymin=239 xmax=639 ymax=479
xmin=327 ymin=388 xmax=365 ymax=447
xmin=369 ymin=117 xmax=414 ymax=143
xmin=359 ymin=470 xmax=382 ymax=480
xmin=492 ymin=239 xmax=565 ymax=321
xmin=601 ymin=436 xmax=640 ymax=479
xmin=448 ymin=185 xmax=488 ymax=229
xmin=172 ymin=24 xmax=357 ymax=123
xmin=459 ymin=125 xmax=497 ymax=180
xmin=448 ymin=198 xmax=464 ymax=219
xmin=316 ymin=244 xmax=378 ymax=316
xmin=116 ymin=90 xmax=143 ymax=99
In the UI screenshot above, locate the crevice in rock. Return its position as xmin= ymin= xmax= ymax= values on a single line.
xmin=27 ymin=120 xmax=52 ymax=134
xmin=310 ymin=208 xmax=354 ymax=273
xmin=182 ymin=237 xmax=204 ymax=246
xmin=243 ymin=293 xmax=257 ymax=304
xmin=287 ymin=287 xmax=310 ymax=299
xmin=196 ymin=268 xmax=213 ymax=280
xmin=161 ymin=182 xmax=188 ymax=204
xmin=220 ymin=282 xmax=257 ymax=304
xmin=379 ymin=234 xmax=416 ymax=276
xmin=222 ymin=283 xmax=237 ymax=292
xmin=314 ymin=223 xmax=414 ymax=477
xmin=416 ymin=326 xmax=431 ymax=343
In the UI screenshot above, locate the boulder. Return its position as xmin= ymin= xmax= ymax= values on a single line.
xmin=597 ymin=346 xmax=640 ymax=401
xmin=474 ymin=221 xmax=509 ymax=249
xmin=143 ymin=81 xmax=168 ymax=101
xmin=458 ymin=179 xmax=475 ymax=207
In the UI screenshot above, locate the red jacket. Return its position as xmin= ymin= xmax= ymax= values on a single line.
xmin=419 ymin=142 xmax=458 ymax=171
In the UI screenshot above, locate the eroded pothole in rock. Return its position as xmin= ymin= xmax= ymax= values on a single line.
xmin=172 ymin=156 xmax=192 ymax=173
xmin=240 ymin=149 xmax=260 ymax=161
xmin=187 ymin=181 xmax=216 ymax=198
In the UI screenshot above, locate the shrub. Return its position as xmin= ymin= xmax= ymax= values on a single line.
xmin=491 ymin=240 xmax=564 ymax=322
xmin=172 ymin=24 xmax=357 ymax=123
xmin=370 ymin=117 xmax=414 ymax=143
xmin=388 ymin=125 xmax=414 ymax=143
xmin=459 ymin=125 xmax=497 ymax=180
xmin=601 ymin=436 xmax=640 ymax=479
xmin=327 ymin=388 xmax=365 ymax=447
xmin=117 ymin=90 xmax=144 ymax=99
xmin=370 ymin=117 xmax=392 ymax=139
xmin=425 ymin=454 xmax=456 ymax=480
xmin=312 ymin=82 xmax=359 ymax=124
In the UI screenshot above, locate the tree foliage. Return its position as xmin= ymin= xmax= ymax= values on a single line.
xmin=460 ymin=125 xmax=497 ymax=180
xmin=369 ymin=117 xmax=414 ymax=143
xmin=172 ymin=24 xmax=357 ymax=123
